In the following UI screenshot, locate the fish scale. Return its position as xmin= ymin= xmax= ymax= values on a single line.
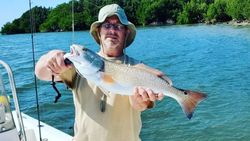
xmin=104 ymin=61 xmax=168 ymax=93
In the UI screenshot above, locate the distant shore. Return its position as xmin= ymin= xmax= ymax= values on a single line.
xmin=226 ymin=19 xmax=250 ymax=26
xmin=203 ymin=19 xmax=250 ymax=26
xmin=2 ymin=20 xmax=250 ymax=35
xmin=149 ymin=19 xmax=250 ymax=27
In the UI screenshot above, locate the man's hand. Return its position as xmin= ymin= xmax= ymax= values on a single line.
xmin=129 ymin=63 xmax=165 ymax=111
xmin=129 ymin=87 xmax=164 ymax=111
xmin=35 ymin=50 xmax=72 ymax=81
xmin=45 ymin=50 xmax=70 ymax=75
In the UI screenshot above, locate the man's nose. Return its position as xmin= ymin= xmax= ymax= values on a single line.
xmin=108 ymin=27 xmax=116 ymax=33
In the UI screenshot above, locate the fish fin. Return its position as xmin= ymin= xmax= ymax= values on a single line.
xmin=133 ymin=64 xmax=163 ymax=76
xmin=178 ymin=90 xmax=207 ymax=119
xmin=101 ymin=73 xmax=115 ymax=84
xmin=160 ymin=75 xmax=173 ymax=86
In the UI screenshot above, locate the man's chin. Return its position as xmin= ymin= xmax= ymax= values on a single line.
xmin=104 ymin=40 xmax=118 ymax=47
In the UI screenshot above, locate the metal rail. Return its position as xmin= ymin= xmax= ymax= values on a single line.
xmin=0 ymin=60 xmax=27 ymax=141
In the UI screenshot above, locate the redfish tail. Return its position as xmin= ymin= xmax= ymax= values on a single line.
xmin=177 ymin=89 xmax=207 ymax=119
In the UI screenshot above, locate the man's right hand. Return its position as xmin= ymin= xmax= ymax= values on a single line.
xmin=35 ymin=50 xmax=72 ymax=81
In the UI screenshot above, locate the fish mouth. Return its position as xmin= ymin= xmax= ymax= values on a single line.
xmin=70 ymin=48 xmax=81 ymax=56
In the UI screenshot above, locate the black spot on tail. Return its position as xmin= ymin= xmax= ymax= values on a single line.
xmin=187 ymin=113 xmax=193 ymax=120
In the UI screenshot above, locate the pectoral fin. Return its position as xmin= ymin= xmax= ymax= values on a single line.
xmin=101 ymin=73 xmax=115 ymax=84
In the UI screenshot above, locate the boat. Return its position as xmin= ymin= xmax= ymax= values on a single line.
xmin=0 ymin=60 xmax=73 ymax=141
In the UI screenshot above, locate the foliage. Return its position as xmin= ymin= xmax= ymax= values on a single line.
xmin=226 ymin=0 xmax=250 ymax=20
xmin=124 ymin=0 xmax=140 ymax=25
xmin=137 ymin=0 xmax=182 ymax=26
xmin=40 ymin=3 xmax=72 ymax=32
xmin=1 ymin=0 xmax=250 ymax=34
xmin=1 ymin=6 xmax=50 ymax=34
xmin=206 ymin=0 xmax=231 ymax=23
xmin=177 ymin=0 xmax=208 ymax=24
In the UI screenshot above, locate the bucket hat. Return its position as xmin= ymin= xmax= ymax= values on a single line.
xmin=90 ymin=4 xmax=136 ymax=47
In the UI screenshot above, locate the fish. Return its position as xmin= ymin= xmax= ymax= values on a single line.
xmin=64 ymin=44 xmax=207 ymax=119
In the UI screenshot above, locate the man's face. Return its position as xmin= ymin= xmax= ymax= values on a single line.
xmin=99 ymin=16 xmax=127 ymax=57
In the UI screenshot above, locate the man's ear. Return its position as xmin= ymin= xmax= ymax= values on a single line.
xmin=126 ymin=28 xmax=131 ymax=36
xmin=97 ymin=28 xmax=101 ymax=38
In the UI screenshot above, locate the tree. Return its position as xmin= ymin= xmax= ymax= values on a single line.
xmin=136 ymin=0 xmax=150 ymax=26
xmin=40 ymin=3 xmax=71 ymax=32
xmin=2 ymin=0 xmax=249 ymax=34
xmin=226 ymin=0 xmax=250 ymax=20
xmin=177 ymin=0 xmax=208 ymax=24
xmin=124 ymin=0 xmax=140 ymax=25
xmin=1 ymin=6 xmax=50 ymax=34
xmin=242 ymin=0 xmax=250 ymax=20
xmin=137 ymin=0 xmax=182 ymax=26
xmin=1 ymin=22 xmax=19 ymax=34
xmin=206 ymin=0 xmax=231 ymax=23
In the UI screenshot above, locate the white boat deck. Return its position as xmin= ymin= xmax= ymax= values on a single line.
xmin=12 ymin=111 xmax=73 ymax=141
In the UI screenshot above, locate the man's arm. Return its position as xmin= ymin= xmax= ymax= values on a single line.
xmin=35 ymin=50 xmax=71 ymax=81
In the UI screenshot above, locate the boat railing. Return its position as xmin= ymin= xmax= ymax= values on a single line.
xmin=0 ymin=60 xmax=27 ymax=141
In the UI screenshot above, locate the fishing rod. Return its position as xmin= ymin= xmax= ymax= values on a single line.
xmin=51 ymin=0 xmax=75 ymax=103
xmin=51 ymin=0 xmax=105 ymax=103
xmin=28 ymin=0 xmax=42 ymax=141
xmin=72 ymin=0 xmax=75 ymax=44
xmin=28 ymin=1 xmax=75 ymax=140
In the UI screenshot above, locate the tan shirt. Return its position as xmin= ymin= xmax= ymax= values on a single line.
xmin=60 ymin=54 xmax=142 ymax=141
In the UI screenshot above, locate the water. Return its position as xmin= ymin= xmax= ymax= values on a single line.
xmin=0 ymin=24 xmax=250 ymax=141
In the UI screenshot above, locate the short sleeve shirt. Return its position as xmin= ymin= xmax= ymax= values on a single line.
xmin=60 ymin=54 xmax=142 ymax=141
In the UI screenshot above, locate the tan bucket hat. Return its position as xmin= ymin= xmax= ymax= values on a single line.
xmin=90 ymin=4 xmax=136 ymax=47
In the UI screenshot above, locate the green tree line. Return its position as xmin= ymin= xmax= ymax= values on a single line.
xmin=1 ymin=0 xmax=250 ymax=34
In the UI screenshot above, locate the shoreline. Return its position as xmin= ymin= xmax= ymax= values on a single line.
xmin=2 ymin=20 xmax=250 ymax=35
xmin=226 ymin=19 xmax=250 ymax=26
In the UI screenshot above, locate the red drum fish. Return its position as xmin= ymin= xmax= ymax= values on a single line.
xmin=64 ymin=44 xmax=207 ymax=119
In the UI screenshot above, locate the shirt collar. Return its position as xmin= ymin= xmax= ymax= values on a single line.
xmin=97 ymin=52 xmax=127 ymax=64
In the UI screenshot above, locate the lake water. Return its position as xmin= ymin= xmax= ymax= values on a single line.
xmin=0 ymin=24 xmax=250 ymax=141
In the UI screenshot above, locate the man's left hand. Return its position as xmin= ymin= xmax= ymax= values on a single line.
xmin=129 ymin=63 xmax=165 ymax=111
xmin=129 ymin=87 xmax=164 ymax=111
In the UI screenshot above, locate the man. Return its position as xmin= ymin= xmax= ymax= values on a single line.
xmin=35 ymin=4 xmax=165 ymax=141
